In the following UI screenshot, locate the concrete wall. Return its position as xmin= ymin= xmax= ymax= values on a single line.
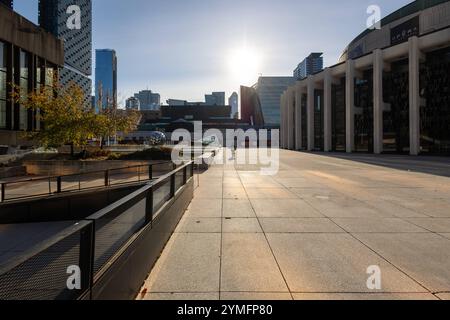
xmin=23 ymin=160 xmax=173 ymax=176
xmin=0 ymin=5 xmax=64 ymax=65
xmin=0 ymin=166 xmax=26 ymax=179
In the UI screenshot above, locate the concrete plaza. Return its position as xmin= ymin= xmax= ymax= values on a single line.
xmin=138 ymin=149 xmax=450 ymax=300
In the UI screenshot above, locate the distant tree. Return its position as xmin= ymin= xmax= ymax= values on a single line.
xmin=95 ymin=108 xmax=141 ymax=148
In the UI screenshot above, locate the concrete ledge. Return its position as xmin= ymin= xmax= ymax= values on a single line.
xmin=0 ymin=166 xmax=26 ymax=179
xmin=23 ymin=160 xmax=172 ymax=176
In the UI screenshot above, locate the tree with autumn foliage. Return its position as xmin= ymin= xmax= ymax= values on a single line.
xmin=10 ymin=82 xmax=139 ymax=154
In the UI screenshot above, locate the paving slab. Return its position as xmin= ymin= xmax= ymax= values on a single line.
xmin=144 ymin=233 xmax=221 ymax=293
xmin=332 ymin=218 xmax=427 ymax=233
xmin=220 ymin=292 xmax=292 ymax=300
xmin=440 ymin=233 xmax=450 ymax=240
xmin=250 ymin=199 xmax=323 ymax=218
xmin=259 ymin=218 xmax=344 ymax=233
xmin=186 ymin=199 xmax=222 ymax=218
xmin=176 ymin=217 xmax=222 ymax=233
xmin=245 ymin=188 xmax=297 ymax=199
xmin=304 ymin=196 xmax=394 ymax=218
xmin=360 ymin=199 xmax=429 ymax=218
xmin=354 ymin=233 xmax=450 ymax=292
xmin=223 ymin=199 xmax=256 ymax=218
xmin=223 ymin=186 xmax=247 ymax=199
xmin=293 ymin=293 xmax=438 ymax=300
xmin=221 ymin=233 xmax=289 ymax=292
xmin=436 ymin=293 xmax=450 ymax=300
xmin=267 ymin=233 xmax=426 ymax=293
xmin=222 ymin=218 xmax=262 ymax=233
xmin=141 ymin=293 xmax=219 ymax=300
xmin=406 ymin=218 xmax=450 ymax=233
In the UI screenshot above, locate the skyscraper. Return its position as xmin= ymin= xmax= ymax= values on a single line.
xmin=228 ymin=92 xmax=239 ymax=119
xmin=95 ymin=49 xmax=117 ymax=111
xmin=0 ymin=0 xmax=12 ymax=9
xmin=38 ymin=0 xmax=92 ymax=103
xmin=293 ymin=53 xmax=323 ymax=80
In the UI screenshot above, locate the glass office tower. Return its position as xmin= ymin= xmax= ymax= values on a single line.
xmin=95 ymin=49 xmax=117 ymax=111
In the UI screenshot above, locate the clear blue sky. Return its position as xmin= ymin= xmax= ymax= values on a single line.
xmin=13 ymin=0 xmax=412 ymax=106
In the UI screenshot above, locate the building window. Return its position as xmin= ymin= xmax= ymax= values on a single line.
xmin=19 ymin=50 xmax=30 ymax=131
xmin=0 ymin=42 xmax=7 ymax=129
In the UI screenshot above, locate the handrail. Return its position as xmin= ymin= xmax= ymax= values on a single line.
xmin=0 ymin=161 xmax=175 ymax=203
xmin=0 ymin=160 xmax=195 ymax=300
xmin=1 ymin=161 xmax=169 ymax=184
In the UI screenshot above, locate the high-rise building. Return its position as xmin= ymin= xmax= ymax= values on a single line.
xmin=125 ymin=97 xmax=140 ymax=110
xmin=134 ymin=90 xmax=161 ymax=110
xmin=228 ymin=92 xmax=239 ymax=119
xmin=0 ymin=0 xmax=12 ymax=9
xmin=293 ymin=53 xmax=323 ymax=80
xmin=253 ymin=77 xmax=295 ymax=128
xmin=38 ymin=0 xmax=92 ymax=103
xmin=205 ymin=92 xmax=225 ymax=106
xmin=95 ymin=49 xmax=117 ymax=111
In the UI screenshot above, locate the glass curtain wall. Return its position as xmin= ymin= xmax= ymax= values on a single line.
xmin=383 ymin=60 xmax=410 ymax=153
xmin=354 ymin=70 xmax=374 ymax=153
xmin=332 ymin=78 xmax=346 ymax=151
xmin=420 ymin=46 xmax=450 ymax=155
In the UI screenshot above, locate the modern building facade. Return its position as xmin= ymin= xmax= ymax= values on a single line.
xmin=205 ymin=92 xmax=225 ymax=106
xmin=125 ymin=97 xmax=140 ymax=110
xmin=228 ymin=92 xmax=239 ymax=119
xmin=281 ymin=0 xmax=450 ymax=156
xmin=240 ymin=85 xmax=265 ymax=127
xmin=38 ymin=0 xmax=92 ymax=104
xmin=293 ymin=53 xmax=324 ymax=80
xmin=95 ymin=49 xmax=117 ymax=111
xmin=0 ymin=4 xmax=64 ymax=145
xmin=0 ymin=0 xmax=12 ymax=9
xmin=248 ymin=77 xmax=295 ymax=128
xmin=134 ymin=90 xmax=160 ymax=110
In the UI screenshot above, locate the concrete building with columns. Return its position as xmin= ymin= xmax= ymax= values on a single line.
xmin=281 ymin=0 xmax=450 ymax=156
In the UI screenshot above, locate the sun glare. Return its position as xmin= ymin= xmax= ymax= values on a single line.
xmin=228 ymin=46 xmax=262 ymax=86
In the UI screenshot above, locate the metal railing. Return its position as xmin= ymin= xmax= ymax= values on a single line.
xmin=0 ymin=161 xmax=194 ymax=300
xmin=0 ymin=161 xmax=175 ymax=203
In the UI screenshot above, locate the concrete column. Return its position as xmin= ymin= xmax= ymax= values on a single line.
xmin=373 ymin=49 xmax=384 ymax=154
xmin=323 ymin=69 xmax=332 ymax=152
xmin=345 ymin=60 xmax=355 ymax=153
xmin=279 ymin=93 xmax=284 ymax=148
xmin=295 ymin=84 xmax=303 ymax=150
xmin=280 ymin=93 xmax=286 ymax=149
xmin=409 ymin=36 xmax=421 ymax=156
xmin=307 ymin=77 xmax=315 ymax=151
xmin=287 ymin=88 xmax=295 ymax=150
xmin=283 ymin=92 xmax=289 ymax=149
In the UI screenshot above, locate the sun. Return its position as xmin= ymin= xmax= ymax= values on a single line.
xmin=228 ymin=46 xmax=262 ymax=85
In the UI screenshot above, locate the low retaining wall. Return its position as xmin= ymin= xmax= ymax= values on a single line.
xmin=23 ymin=160 xmax=173 ymax=176
xmin=0 ymin=166 xmax=27 ymax=179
